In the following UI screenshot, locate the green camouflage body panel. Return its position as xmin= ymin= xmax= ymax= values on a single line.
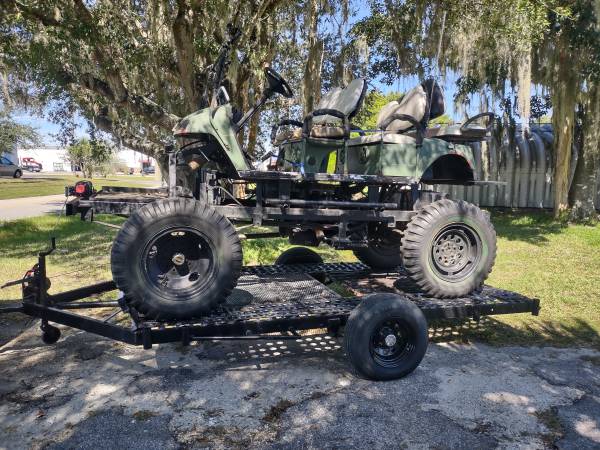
xmin=279 ymin=139 xmax=345 ymax=173
xmin=173 ymin=105 xmax=250 ymax=174
xmin=416 ymin=139 xmax=476 ymax=178
xmin=279 ymin=137 xmax=476 ymax=181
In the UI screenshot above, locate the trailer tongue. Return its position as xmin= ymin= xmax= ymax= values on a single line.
xmin=1 ymin=239 xmax=539 ymax=381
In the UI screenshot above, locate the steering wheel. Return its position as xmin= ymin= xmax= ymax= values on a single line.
xmin=264 ymin=67 xmax=294 ymax=98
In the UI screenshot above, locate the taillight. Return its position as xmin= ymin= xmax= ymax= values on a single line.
xmin=69 ymin=180 xmax=94 ymax=198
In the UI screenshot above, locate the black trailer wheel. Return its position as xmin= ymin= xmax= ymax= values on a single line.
xmin=111 ymin=198 xmax=242 ymax=320
xmin=352 ymin=228 xmax=402 ymax=270
xmin=41 ymin=324 xmax=61 ymax=344
xmin=344 ymin=293 xmax=428 ymax=381
xmin=401 ymin=199 xmax=496 ymax=298
xmin=275 ymin=247 xmax=323 ymax=265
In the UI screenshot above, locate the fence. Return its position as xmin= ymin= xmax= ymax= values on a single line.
xmin=429 ymin=125 xmax=600 ymax=209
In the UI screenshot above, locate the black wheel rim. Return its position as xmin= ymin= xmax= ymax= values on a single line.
xmin=369 ymin=318 xmax=415 ymax=368
xmin=430 ymin=223 xmax=482 ymax=282
xmin=141 ymin=227 xmax=216 ymax=299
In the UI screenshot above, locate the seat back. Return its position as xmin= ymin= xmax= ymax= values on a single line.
xmin=376 ymin=79 xmax=445 ymax=133
xmin=377 ymin=85 xmax=427 ymax=132
xmin=312 ymin=78 xmax=367 ymax=125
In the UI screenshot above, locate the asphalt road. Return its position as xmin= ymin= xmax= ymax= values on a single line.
xmin=0 ymin=194 xmax=67 ymax=221
xmin=0 ymin=320 xmax=598 ymax=449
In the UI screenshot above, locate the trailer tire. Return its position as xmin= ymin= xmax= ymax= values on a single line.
xmin=111 ymin=198 xmax=242 ymax=320
xmin=352 ymin=228 xmax=403 ymax=270
xmin=401 ymin=199 xmax=496 ymax=297
xmin=275 ymin=247 xmax=323 ymax=265
xmin=344 ymin=293 xmax=428 ymax=380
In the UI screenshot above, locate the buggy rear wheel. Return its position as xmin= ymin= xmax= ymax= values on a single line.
xmin=352 ymin=227 xmax=403 ymax=270
xmin=401 ymin=199 xmax=496 ymax=297
xmin=275 ymin=247 xmax=325 ymax=282
xmin=275 ymin=247 xmax=323 ymax=265
xmin=344 ymin=293 xmax=428 ymax=380
xmin=111 ymin=198 xmax=242 ymax=320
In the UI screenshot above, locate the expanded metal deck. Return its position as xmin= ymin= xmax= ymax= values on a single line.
xmin=137 ymin=263 xmax=539 ymax=343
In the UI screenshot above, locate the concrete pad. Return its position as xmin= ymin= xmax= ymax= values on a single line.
xmin=1 ymin=322 xmax=599 ymax=449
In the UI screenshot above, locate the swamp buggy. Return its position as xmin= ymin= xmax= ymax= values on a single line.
xmin=1 ymin=62 xmax=539 ymax=380
xmin=91 ymin=67 xmax=501 ymax=320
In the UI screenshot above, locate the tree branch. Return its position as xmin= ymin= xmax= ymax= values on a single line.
xmin=58 ymin=70 xmax=181 ymax=130
xmin=94 ymin=114 xmax=163 ymax=156
xmin=11 ymin=1 xmax=62 ymax=26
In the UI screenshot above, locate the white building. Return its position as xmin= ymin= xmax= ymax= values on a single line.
xmin=2 ymin=147 xmax=155 ymax=173
xmin=13 ymin=147 xmax=71 ymax=172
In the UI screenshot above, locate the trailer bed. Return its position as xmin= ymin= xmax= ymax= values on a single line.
xmin=2 ymin=257 xmax=539 ymax=349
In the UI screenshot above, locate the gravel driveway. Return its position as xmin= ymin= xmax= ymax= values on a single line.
xmin=0 ymin=319 xmax=598 ymax=449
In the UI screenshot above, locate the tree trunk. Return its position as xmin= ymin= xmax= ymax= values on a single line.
xmin=569 ymin=83 xmax=600 ymax=222
xmin=302 ymin=0 xmax=323 ymax=115
xmin=247 ymin=113 xmax=260 ymax=157
xmin=551 ymin=46 xmax=578 ymax=217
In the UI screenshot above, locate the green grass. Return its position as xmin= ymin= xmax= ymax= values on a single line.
xmin=476 ymin=210 xmax=600 ymax=347
xmin=0 ymin=174 xmax=160 ymax=200
xmin=0 ymin=210 xmax=598 ymax=348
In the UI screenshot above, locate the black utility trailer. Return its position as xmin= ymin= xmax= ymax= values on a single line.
xmin=1 ymin=238 xmax=539 ymax=381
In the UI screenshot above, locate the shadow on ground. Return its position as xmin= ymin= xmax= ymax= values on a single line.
xmin=491 ymin=209 xmax=569 ymax=245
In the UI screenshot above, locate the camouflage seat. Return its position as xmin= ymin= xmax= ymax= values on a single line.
xmin=273 ymin=79 xmax=367 ymax=144
xmin=347 ymin=80 xmax=439 ymax=146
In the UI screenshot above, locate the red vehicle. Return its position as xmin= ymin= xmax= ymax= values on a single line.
xmin=20 ymin=157 xmax=43 ymax=172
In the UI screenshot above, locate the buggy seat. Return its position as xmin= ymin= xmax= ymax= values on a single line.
xmin=347 ymin=79 xmax=445 ymax=147
xmin=272 ymin=78 xmax=367 ymax=144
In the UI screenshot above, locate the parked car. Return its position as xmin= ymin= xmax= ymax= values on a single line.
xmin=0 ymin=156 xmax=22 ymax=178
xmin=142 ymin=165 xmax=155 ymax=175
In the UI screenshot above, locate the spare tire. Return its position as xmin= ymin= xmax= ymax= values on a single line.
xmin=111 ymin=198 xmax=242 ymax=320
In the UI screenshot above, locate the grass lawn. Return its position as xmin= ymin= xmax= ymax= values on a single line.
xmin=0 ymin=174 xmax=160 ymax=200
xmin=0 ymin=210 xmax=598 ymax=348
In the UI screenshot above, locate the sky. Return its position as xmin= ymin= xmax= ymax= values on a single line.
xmin=12 ymin=110 xmax=88 ymax=146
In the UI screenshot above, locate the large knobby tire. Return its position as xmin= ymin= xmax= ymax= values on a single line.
xmin=111 ymin=198 xmax=242 ymax=320
xmin=344 ymin=293 xmax=428 ymax=381
xmin=275 ymin=247 xmax=323 ymax=265
xmin=401 ymin=199 xmax=496 ymax=298
xmin=352 ymin=228 xmax=403 ymax=270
